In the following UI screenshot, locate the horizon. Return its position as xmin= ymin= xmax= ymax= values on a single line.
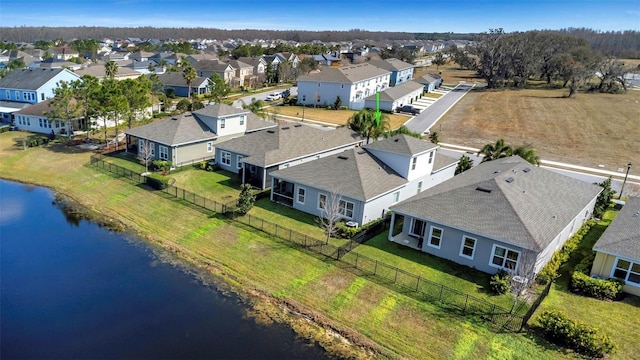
xmin=0 ymin=0 xmax=638 ymax=34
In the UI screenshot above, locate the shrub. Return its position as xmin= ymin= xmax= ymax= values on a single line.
xmin=145 ymin=173 xmax=168 ymax=190
xmin=570 ymin=271 xmax=624 ymax=300
xmin=176 ymin=98 xmax=192 ymax=111
xmin=0 ymin=125 xmax=9 ymax=133
xmin=335 ymin=218 xmax=386 ymax=239
xmin=236 ymin=184 xmax=256 ymax=215
xmin=152 ymin=160 xmax=172 ymax=174
xmin=490 ymin=270 xmax=511 ymax=295
xmin=537 ymin=310 xmax=618 ymax=357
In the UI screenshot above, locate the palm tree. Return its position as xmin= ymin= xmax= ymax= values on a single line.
xmin=104 ymin=61 xmax=118 ymax=79
xmin=182 ymin=65 xmax=197 ymax=99
xmin=478 ymin=138 xmax=512 ymax=162
xmin=512 ymin=144 xmax=540 ymax=165
xmin=347 ymin=109 xmax=390 ymax=144
xmin=455 ymin=155 xmax=473 ymax=175
xmin=428 ymin=131 xmax=439 ymax=144
xmin=241 ymin=98 xmax=266 ymax=118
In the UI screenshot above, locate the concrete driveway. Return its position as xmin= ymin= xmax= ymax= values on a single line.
xmin=404 ymin=83 xmax=474 ymax=134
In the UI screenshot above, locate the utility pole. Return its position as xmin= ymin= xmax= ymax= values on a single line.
xmin=620 ymin=162 xmax=632 ymax=199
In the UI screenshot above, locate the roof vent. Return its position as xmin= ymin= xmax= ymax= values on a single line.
xmin=505 ymin=177 xmax=514 ymax=183
xmin=282 ymin=126 xmax=290 ymax=130
xmin=185 ymin=114 xmax=192 ymax=117
xmin=523 ymin=167 xmax=531 ymax=173
xmin=267 ymin=130 xmax=275 ymax=133
xmin=171 ymin=117 xmax=178 ymax=120
xmin=357 ymin=150 xmax=366 ymax=154
xmin=394 ymin=138 xmax=399 ymax=142
xmin=476 ymin=186 xmax=492 ymax=193
xmin=294 ymin=124 xmax=302 ymax=127
xmin=494 ymin=169 xmax=501 ymax=174
xmin=337 ymin=155 xmax=349 ymax=160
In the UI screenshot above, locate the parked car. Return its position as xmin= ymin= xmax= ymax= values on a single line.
xmin=395 ymin=105 xmax=420 ymax=115
xmin=265 ymin=92 xmax=282 ymax=101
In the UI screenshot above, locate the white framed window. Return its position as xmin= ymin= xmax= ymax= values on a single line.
xmin=428 ymin=226 xmax=443 ymax=249
xmin=318 ymin=193 xmax=327 ymax=210
xmin=416 ymin=181 xmax=423 ymax=194
xmin=428 ymin=151 xmax=434 ymax=164
xmin=459 ymin=236 xmax=477 ymax=260
xmin=411 ymin=157 xmax=417 ymax=170
xmin=158 ymin=145 xmax=169 ymax=160
xmin=410 ymin=218 xmax=426 ymax=237
xmin=207 ymin=141 xmax=214 ymax=153
xmin=338 ymin=200 xmax=354 ymax=218
xmin=490 ymin=245 xmax=520 ymax=271
xmin=5 ymin=90 xmax=9 ymax=99
xmin=221 ymin=151 xmax=231 ymax=165
xmin=41 ymin=93 xmax=45 ymax=101
xmin=297 ymin=187 xmax=306 ymax=204
xmin=240 ymin=116 xmax=245 ymax=126
xmin=220 ymin=119 xmax=225 ymax=129
xmin=612 ymin=258 xmax=640 ymax=286
xmin=15 ymin=90 xmax=19 ymax=100
xmin=392 ymin=191 xmax=400 ymax=204
xmin=237 ymin=155 xmax=244 ymax=169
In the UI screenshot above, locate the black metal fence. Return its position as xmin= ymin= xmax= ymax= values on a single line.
xmin=90 ymin=153 xmax=536 ymax=332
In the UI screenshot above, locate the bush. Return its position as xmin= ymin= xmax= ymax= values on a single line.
xmin=0 ymin=125 xmax=9 ymax=133
xmin=537 ymin=310 xmax=618 ymax=357
xmin=490 ymin=270 xmax=511 ymax=295
xmin=152 ymin=160 xmax=172 ymax=174
xmin=570 ymin=271 xmax=624 ymax=300
xmin=335 ymin=218 xmax=385 ymax=239
xmin=236 ymin=184 xmax=256 ymax=215
xmin=145 ymin=173 xmax=168 ymax=190
xmin=176 ymin=98 xmax=191 ymax=111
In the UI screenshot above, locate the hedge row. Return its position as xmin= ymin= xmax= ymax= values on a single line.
xmin=570 ymin=271 xmax=624 ymax=300
xmin=537 ymin=310 xmax=618 ymax=358
xmin=537 ymin=219 xmax=596 ymax=284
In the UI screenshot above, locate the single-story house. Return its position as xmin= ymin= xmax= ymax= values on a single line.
xmin=590 ymin=197 xmax=640 ymax=296
xmin=269 ymin=134 xmax=458 ymax=226
xmin=368 ymin=58 xmax=415 ymax=86
xmin=364 ymin=81 xmax=425 ymax=112
xmin=12 ymin=98 xmax=84 ymax=135
xmin=389 ymin=156 xmax=602 ymax=276
xmin=124 ymin=103 xmax=275 ymax=167
xmin=214 ymin=124 xmax=363 ymax=190
xmin=155 ymin=72 xmax=211 ymax=98
xmin=413 ymin=73 xmax=443 ymax=93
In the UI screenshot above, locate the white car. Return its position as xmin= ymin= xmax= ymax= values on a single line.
xmin=265 ymin=92 xmax=281 ymax=101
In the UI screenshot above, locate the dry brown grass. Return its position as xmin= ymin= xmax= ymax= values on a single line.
xmin=438 ymin=87 xmax=640 ymax=176
xmin=414 ymin=62 xmax=479 ymax=86
xmin=272 ymin=105 xmax=410 ymax=130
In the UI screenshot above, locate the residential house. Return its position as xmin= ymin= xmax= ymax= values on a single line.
xmin=50 ymin=46 xmax=79 ymax=61
xmin=38 ymin=58 xmax=83 ymax=71
xmin=274 ymin=52 xmax=300 ymax=68
xmin=237 ymin=56 xmax=266 ymax=86
xmin=12 ymin=98 xmax=83 ymax=135
xmin=214 ymin=124 xmax=363 ymax=190
xmin=297 ymin=63 xmax=391 ymax=110
xmin=590 ymin=197 xmax=640 ymax=296
xmin=0 ymin=68 xmax=80 ymax=124
xmin=74 ymin=64 xmax=141 ymax=80
xmin=261 ymin=55 xmax=281 ymax=70
xmin=124 ymin=103 xmax=276 ymax=167
xmin=413 ymin=73 xmax=443 ymax=92
xmin=270 ymin=134 xmax=457 ymax=226
xmin=193 ymin=59 xmax=235 ymax=85
xmin=155 ymin=72 xmax=211 ymax=97
xmin=389 ymin=156 xmax=602 ymax=276
xmin=130 ymin=51 xmax=155 ymax=62
xmin=226 ymin=59 xmax=253 ymax=88
xmin=368 ymin=58 xmax=415 ymax=86
xmin=364 ymin=81 xmax=424 ymax=112
xmin=311 ymin=53 xmax=341 ymax=66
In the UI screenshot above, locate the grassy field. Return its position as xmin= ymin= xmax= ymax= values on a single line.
xmin=272 ymin=105 xmax=411 ymax=130
xmin=1 ymin=131 xmax=588 ymax=360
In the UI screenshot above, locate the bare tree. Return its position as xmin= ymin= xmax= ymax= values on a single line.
xmin=137 ymin=139 xmax=154 ymax=174
xmin=315 ymin=188 xmax=343 ymax=244
xmin=508 ymin=249 xmax=538 ymax=312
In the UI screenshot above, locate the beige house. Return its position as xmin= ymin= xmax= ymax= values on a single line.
xmin=591 ymin=197 xmax=640 ymax=296
xmin=226 ymin=59 xmax=253 ymax=87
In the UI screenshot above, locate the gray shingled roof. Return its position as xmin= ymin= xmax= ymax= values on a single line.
xmin=413 ymin=74 xmax=441 ymax=85
xmin=593 ymin=197 xmax=640 ymax=260
xmin=245 ymin=112 xmax=277 ymax=133
xmin=124 ymin=113 xmax=217 ymax=146
xmin=216 ymin=125 xmax=362 ymax=167
xmin=364 ymin=81 xmax=424 ymax=102
xmin=192 ymin=103 xmax=248 ymax=118
xmin=297 ymin=63 xmax=390 ymax=84
xmin=194 ymin=59 xmax=233 ymax=71
xmin=0 ymin=68 xmax=75 ymax=90
xmin=364 ymin=134 xmax=438 ymax=156
xmin=156 ymin=72 xmax=209 ymax=87
xmin=270 ymin=148 xmax=407 ymax=201
xmin=390 ymin=156 xmax=603 ymax=251
xmin=368 ymin=58 xmax=414 ymax=72
xmin=432 ymin=152 xmax=459 ymax=172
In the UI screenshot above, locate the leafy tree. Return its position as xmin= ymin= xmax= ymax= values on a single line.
xmin=432 ymin=52 xmax=447 ymax=71
xmin=478 ymin=138 xmax=512 ymax=162
xmin=241 ymin=98 xmax=265 ymax=118
xmin=8 ymin=58 xmax=25 ymax=70
xmin=380 ymin=45 xmax=416 ymax=64
xmin=45 ymin=81 xmax=80 ymax=143
xmin=265 ymin=63 xmax=277 ymax=84
xmin=121 ymin=77 xmax=151 ymax=129
xmin=176 ymin=98 xmax=191 ymax=111
xmin=104 ymin=60 xmax=118 ymax=79
xmin=236 ymin=184 xmax=256 ymax=215
xmin=208 ymin=73 xmax=230 ymax=103
xmin=347 ymin=109 xmax=389 ymax=144
xmin=558 ymin=46 xmax=601 ymax=97
xmin=71 ymin=75 xmax=101 ymax=138
xmin=98 ymin=78 xmax=129 ymax=145
xmin=455 ymin=155 xmax=473 ymax=175
xmin=596 ymin=57 xmax=630 ymax=93
xmin=182 ymin=65 xmax=197 ymax=98
xmin=333 ymin=95 xmax=342 ymax=110
xmin=297 ymin=57 xmax=319 ymax=76
xmin=593 ymin=177 xmax=615 ymax=218
xmin=512 ymin=144 xmax=540 ymax=165
xmin=191 ymin=99 xmax=204 ymax=110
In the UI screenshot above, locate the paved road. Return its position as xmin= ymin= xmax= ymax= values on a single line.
xmin=405 ymin=83 xmax=474 ymax=134
xmin=231 ymin=86 xmax=297 ymax=108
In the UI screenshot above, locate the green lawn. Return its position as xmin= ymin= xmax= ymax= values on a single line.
xmin=353 ymin=232 xmax=518 ymax=310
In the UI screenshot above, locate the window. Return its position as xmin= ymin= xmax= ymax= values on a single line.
xmin=491 ymin=245 xmax=520 ymax=271
xmin=15 ymin=91 xmax=19 ymax=100
xmin=428 ymin=151 xmax=434 ymax=164
xmin=338 ymin=200 xmax=354 ymax=218
xmin=159 ymin=145 xmax=169 ymax=160
xmin=41 ymin=93 xmax=45 ymax=101
xmin=220 ymin=119 xmax=225 ymax=129
xmin=221 ymin=151 xmax=231 ymax=165
xmin=416 ymin=181 xmax=423 ymax=194
xmin=207 ymin=141 xmax=214 ymax=153
xmin=428 ymin=226 xmax=443 ymax=249
xmin=318 ymin=193 xmax=327 ymax=210
xmin=410 ymin=219 xmax=426 ymax=237
xmin=39 ymin=118 xmax=45 ymax=128
xmin=459 ymin=236 xmax=477 ymax=260
xmin=613 ymin=258 xmax=640 ymax=286
xmin=5 ymin=90 xmax=9 ymax=99
xmin=237 ymin=155 xmax=244 ymax=169
xmin=411 ymin=157 xmax=417 ymax=170
xmin=297 ymin=187 xmax=306 ymax=204
xmin=392 ymin=191 xmax=400 ymax=203
xmin=240 ymin=116 xmax=245 ymax=126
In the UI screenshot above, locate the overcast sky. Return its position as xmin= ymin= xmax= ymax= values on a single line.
xmin=1 ymin=0 xmax=638 ymax=33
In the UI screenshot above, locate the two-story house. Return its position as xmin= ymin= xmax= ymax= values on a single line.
xmin=193 ymin=60 xmax=235 ymax=85
xmin=225 ymin=59 xmax=253 ymax=88
xmin=368 ymin=58 xmax=415 ymax=86
xmin=269 ymin=134 xmax=457 ymax=226
xmin=124 ymin=103 xmax=276 ymax=167
xmin=296 ymin=63 xmax=391 ymax=110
